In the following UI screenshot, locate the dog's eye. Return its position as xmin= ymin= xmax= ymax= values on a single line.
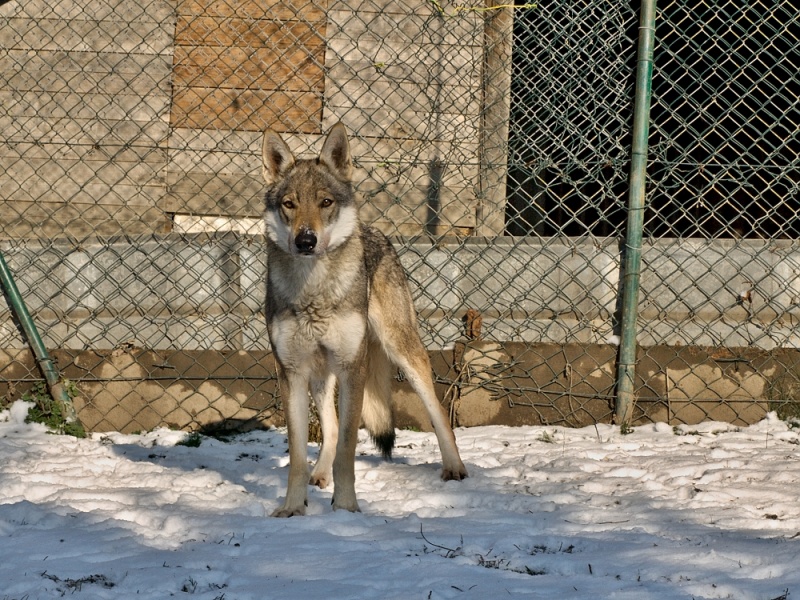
xmin=321 ymin=198 xmax=334 ymax=208
xmin=282 ymin=200 xmax=295 ymax=210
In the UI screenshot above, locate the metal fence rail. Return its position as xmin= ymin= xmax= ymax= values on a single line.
xmin=1 ymin=0 xmax=798 ymax=433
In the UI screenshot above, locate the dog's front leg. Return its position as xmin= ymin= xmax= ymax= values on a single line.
xmin=331 ymin=366 xmax=366 ymax=512
xmin=309 ymin=373 xmax=338 ymax=489
xmin=272 ymin=370 xmax=311 ymax=517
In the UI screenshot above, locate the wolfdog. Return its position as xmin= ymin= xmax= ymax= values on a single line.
xmin=262 ymin=123 xmax=468 ymax=517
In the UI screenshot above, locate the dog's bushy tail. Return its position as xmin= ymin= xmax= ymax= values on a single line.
xmin=362 ymin=337 xmax=396 ymax=459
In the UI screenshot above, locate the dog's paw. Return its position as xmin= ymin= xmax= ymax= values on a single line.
xmin=441 ymin=464 xmax=468 ymax=481
xmin=309 ymin=471 xmax=332 ymax=489
xmin=271 ymin=504 xmax=307 ymax=518
xmin=331 ymin=496 xmax=361 ymax=513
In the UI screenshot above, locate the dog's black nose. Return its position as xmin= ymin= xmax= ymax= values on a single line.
xmin=294 ymin=230 xmax=317 ymax=254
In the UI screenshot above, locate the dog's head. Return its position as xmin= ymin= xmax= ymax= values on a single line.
xmin=261 ymin=123 xmax=358 ymax=257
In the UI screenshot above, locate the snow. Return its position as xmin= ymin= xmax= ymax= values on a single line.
xmin=1 ymin=403 xmax=798 ymax=600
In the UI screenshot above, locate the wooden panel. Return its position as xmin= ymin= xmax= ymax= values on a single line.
xmin=170 ymin=0 xmax=326 ymax=133
xmin=0 ymin=5 xmax=172 ymax=239
xmin=0 ymin=141 xmax=167 ymax=164
xmin=174 ymin=16 xmax=325 ymax=48
xmin=359 ymin=184 xmax=477 ymax=229
xmin=9 ymin=0 xmax=174 ymax=22
xmin=327 ymin=0 xmax=470 ymax=17
xmin=0 ymin=17 xmax=173 ymax=53
xmin=166 ymin=129 xmax=262 ymax=173
xmin=170 ymin=88 xmax=321 ymax=132
xmin=177 ymin=0 xmax=326 ymax=20
xmin=326 ymin=8 xmax=479 ymax=45
xmin=321 ymin=1 xmax=485 ymax=236
xmin=1 ymin=159 xmax=163 ymax=193
xmin=477 ymin=1 xmax=513 ymax=235
xmin=0 ymin=89 xmax=169 ymax=124
xmin=1 ymin=50 xmax=172 ymax=96
xmin=1 ymin=203 xmax=172 ymax=239
xmin=172 ymin=46 xmax=325 ymax=90
xmin=161 ymin=171 xmax=263 ymax=215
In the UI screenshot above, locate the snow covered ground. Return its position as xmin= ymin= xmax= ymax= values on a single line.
xmin=1 ymin=401 xmax=798 ymax=600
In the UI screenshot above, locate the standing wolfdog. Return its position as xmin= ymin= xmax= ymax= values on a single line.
xmin=262 ymin=123 xmax=468 ymax=517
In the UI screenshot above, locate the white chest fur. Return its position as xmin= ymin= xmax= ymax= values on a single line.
xmin=268 ymin=252 xmax=367 ymax=368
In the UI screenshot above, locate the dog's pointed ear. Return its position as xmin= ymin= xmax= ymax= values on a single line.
xmin=262 ymin=129 xmax=295 ymax=185
xmin=319 ymin=122 xmax=353 ymax=182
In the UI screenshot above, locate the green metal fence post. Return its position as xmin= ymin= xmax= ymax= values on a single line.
xmin=0 ymin=249 xmax=78 ymax=423
xmin=615 ymin=0 xmax=657 ymax=425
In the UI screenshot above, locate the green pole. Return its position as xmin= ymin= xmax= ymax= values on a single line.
xmin=615 ymin=0 xmax=657 ymax=425
xmin=0 ymin=249 xmax=77 ymax=422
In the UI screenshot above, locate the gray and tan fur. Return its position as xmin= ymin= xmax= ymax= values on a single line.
xmin=262 ymin=123 xmax=468 ymax=517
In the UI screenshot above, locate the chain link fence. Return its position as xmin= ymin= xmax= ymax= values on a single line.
xmin=1 ymin=0 xmax=798 ymax=433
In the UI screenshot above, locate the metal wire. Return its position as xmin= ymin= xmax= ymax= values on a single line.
xmin=1 ymin=0 xmax=798 ymax=432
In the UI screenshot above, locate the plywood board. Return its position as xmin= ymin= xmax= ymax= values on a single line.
xmin=174 ymin=16 xmax=325 ymax=48
xmin=170 ymin=0 xmax=327 ymax=133
xmin=170 ymin=88 xmax=322 ymax=132
xmin=177 ymin=0 xmax=326 ymax=21
xmin=172 ymin=46 xmax=325 ymax=90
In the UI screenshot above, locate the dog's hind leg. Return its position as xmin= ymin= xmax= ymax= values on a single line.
xmin=368 ymin=282 xmax=468 ymax=481
xmin=271 ymin=370 xmax=311 ymax=517
xmin=309 ymin=372 xmax=337 ymax=489
xmin=392 ymin=343 xmax=468 ymax=481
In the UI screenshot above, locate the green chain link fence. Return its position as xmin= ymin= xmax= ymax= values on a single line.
xmin=0 ymin=0 xmax=798 ymax=433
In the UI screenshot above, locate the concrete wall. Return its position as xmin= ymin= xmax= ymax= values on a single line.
xmin=1 ymin=234 xmax=798 ymax=432
xmin=2 ymin=235 xmax=799 ymax=352
xmin=0 ymin=340 xmax=790 ymax=434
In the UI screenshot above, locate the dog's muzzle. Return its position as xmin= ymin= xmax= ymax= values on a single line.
xmin=294 ymin=229 xmax=317 ymax=255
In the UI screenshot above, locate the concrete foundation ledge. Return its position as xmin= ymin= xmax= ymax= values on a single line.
xmin=1 ymin=342 xmax=797 ymax=434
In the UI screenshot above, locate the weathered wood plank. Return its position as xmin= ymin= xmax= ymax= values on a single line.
xmin=161 ymin=172 xmax=264 ymax=215
xmin=174 ymin=16 xmax=326 ymax=48
xmin=0 ymin=18 xmax=173 ymax=54
xmin=325 ymin=43 xmax=482 ymax=83
xmin=477 ymin=1 xmax=513 ymax=236
xmin=170 ymin=88 xmax=321 ymax=132
xmin=0 ymin=156 xmax=164 ymax=192
xmin=328 ymin=0 xmax=483 ymax=18
xmin=177 ymin=0 xmax=326 ymax=20
xmin=0 ymin=178 xmax=166 ymax=207
xmin=326 ymin=9 xmax=480 ymax=45
xmin=167 ymin=130 xmax=261 ymax=174
xmin=0 ymin=90 xmax=170 ymax=124
xmin=1 ymin=203 xmax=171 ymax=239
xmin=354 ymin=162 xmax=479 ymax=195
xmin=326 ymin=77 xmax=480 ymax=118
xmin=172 ymin=46 xmax=324 ymax=90
xmin=0 ymin=141 xmax=167 ymax=164
xmin=172 ymin=215 xmax=264 ymax=236
xmin=0 ymin=116 xmax=169 ymax=149
xmin=359 ymin=182 xmax=477 ymax=226
xmin=1 ymin=50 xmax=172 ymax=95
xmin=322 ymin=105 xmax=480 ymax=143
xmin=323 ymin=59 xmax=480 ymax=110
xmin=164 ymin=131 xmax=479 ymax=182
xmin=0 ymin=17 xmax=174 ymax=54
xmin=6 ymin=0 xmax=174 ymax=22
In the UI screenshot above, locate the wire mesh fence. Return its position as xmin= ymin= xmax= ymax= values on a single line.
xmin=0 ymin=0 xmax=798 ymax=433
